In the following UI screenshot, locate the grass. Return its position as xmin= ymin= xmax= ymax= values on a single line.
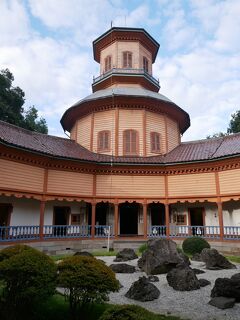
xmin=226 ymin=255 xmax=240 ymax=263
xmin=50 ymin=250 xmax=118 ymax=261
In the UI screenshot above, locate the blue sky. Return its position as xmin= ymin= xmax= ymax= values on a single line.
xmin=1 ymin=0 xmax=240 ymax=141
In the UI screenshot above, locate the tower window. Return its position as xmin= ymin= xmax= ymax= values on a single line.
xmin=123 ymin=129 xmax=139 ymax=155
xmin=143 ymin=56 xmax=149 ymax=72
xmin=150 ymin=132 xmax=161 ymax=153
xmin=123 ymin=51 xmax=132 ymax=68
xmin=104 ymin=55 xmax=112 ymax=72
xmin=98 ymin=130 xmax=110 ymax=152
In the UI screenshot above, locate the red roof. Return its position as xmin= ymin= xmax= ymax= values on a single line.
xmin=1 ymin=120 xmax=240 ymax=165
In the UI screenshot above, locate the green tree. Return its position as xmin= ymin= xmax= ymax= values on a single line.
xmin=227 ymin=110 xmax=240 ymax=134
xmin=0 ymin=68 xmax=48 ymax=133
xmin=58 ymin=256 xmax=119 ymax=315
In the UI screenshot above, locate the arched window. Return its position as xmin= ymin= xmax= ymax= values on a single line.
xmin=123 ymin=129 xmax=139 ymax=155
xmin=98 ymin=130 xmax=110 ymax=152
xmin=123 ymin=51 xmax=132 ymax=68
xmin=104 ymin=55 xmax=112 ymax=72
xmin=150 ymin=132 xmax=161 ymax=153
xmin=143 ymin=56 xmax=149 ymax=72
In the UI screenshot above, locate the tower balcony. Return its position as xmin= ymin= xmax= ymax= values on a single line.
xmin=92 ymin=68 xmax=160 ymax=93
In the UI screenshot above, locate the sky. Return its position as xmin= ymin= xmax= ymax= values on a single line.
xmin=0 ymin=0 xmax=240 ymax=141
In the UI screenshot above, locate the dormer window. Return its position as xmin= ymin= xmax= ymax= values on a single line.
xmin=123 ymin=129 xmax=139 ymax=155
xmin=143 ymin=56 xmax=149 ymax=73
xmin=123 ymin=51 xmax=132 ymax=68
xmin=98 ymin=130 xmax=110 ymax=152
xmin=150 ymin=132 xmax=161 ymax=153
xmin=104 ymin=55 xmax=112 ymax=72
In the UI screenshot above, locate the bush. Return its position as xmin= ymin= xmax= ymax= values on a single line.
xmin=0 ymin=244 xmax=37 ymax=262
xmin=182 ymin=237 xmax=210 ymax=255
xmin=0 ymin=246 xmax=57 ymax=318
xmin=58 ymin=256 xmax=119 ymax=313
xmin=99 ymin=304 xmax=177 ymax=320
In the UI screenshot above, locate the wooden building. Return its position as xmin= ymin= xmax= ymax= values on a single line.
xmin=0 ymin=27 xmax=240 ymax=248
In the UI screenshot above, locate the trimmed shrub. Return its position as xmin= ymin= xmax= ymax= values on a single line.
xmin=99 ymin=304 xmax=169 ymax=320
xmin=0 ymin=244 xmax=37 ymax=262
xmin=58 ymin=256 xmax=119 ymax=312
xmin=0 ymin=247 xmax=57 ymax=315
xmin=182 ymin=237 xmax=210 ymax=255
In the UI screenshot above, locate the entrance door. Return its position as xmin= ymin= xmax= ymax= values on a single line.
xmin=119 ymin=203 xmax=138 ymax=236
xmin=96 ymin=203 xmax=108 ymax=225
xmin=189 ymin=208 xmax=204 ymax=236
xmin=150 ymin=203 xmax=165 ymax=225
xmin=53 ymin=207 xmax=70 ymax=236
xmin=0 ymin=204 xmax=12 ymax=227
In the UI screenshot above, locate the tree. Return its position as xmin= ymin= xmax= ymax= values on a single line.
xmin=227 ymin=110 xmax=240 ymax=134
xmin=0 ymin=69 xmax=48 ymax=133
xmin=58 ymin=256 xmax=119 ymax=315
xmin=207 ymin=110 xmax=240 ymax=139
xmin=0 ymin=245 xmax=57 ymax=319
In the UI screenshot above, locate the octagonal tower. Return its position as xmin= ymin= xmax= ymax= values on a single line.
xmin=61 ymin=27 xmax=190 ymax=157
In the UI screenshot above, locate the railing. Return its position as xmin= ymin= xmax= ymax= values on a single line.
xmin=95 ymin=225 xmax=113 ymax=238
xmin=224 ymin=226 xmax=240 ymax=240
xmin=169 ymin=225 xmax=221 ymax=239
xmin=43 ymin=225 xmax=91 ymax=239
xmin=0 ymin=225 xmax=40 ymax=242
xmin=149 ymin=225 xmax=167 ymax=237
xmin=93 ymin=67 xmax=159 ymax=87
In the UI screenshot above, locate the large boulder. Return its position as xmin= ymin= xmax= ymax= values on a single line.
xmin=125 ymin=276 xmax=160 ymax=301
xmin=138 ymin=239 xmax=184 ymax=275
xmin=73 ymin=251 xmax=94 ymax=257
xmin=201 ymin=248 xmax=236 ymax=270
xmin=211 ymin=277 xmax=240 ymax=301
xmin=114 ymin=248 xmax=138 ymax=262
xmin=166 ymin=265 xmax=200 ymax=291
xmin=209 ymin=297 xmax=236 ymax=309
xmin=110 ymin=263 xmax=135 ymax=273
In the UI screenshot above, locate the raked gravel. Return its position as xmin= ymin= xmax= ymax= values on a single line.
xmin=98 ymin=256 xmax=240 ymax=320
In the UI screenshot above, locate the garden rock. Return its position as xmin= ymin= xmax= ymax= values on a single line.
xmin=201 ymin=248 xmax=236 ymax=270
xmin=166 ymin=265 xmax=200 ymax=291
xmin=199 ymin=279 xmax=211 ymax=287
xmin=73 ymin=251 xmax=94 ymax=257
xmin=138 ymin=239 xmax=184 ymax=275
xmin=191 ymin=253 xmax=202 ymax=261
xmin=211 ymin=277 xmax=240 ymax=301
xmin=125 ymin=276 xmax=160 ymax=301
xmin=208 ymin=297 xmax=236 ymax=309
xmin=231 ymin=273 xmax=240 ymax=281
xmin=110 ymin=263 xmax=135 ymax=273
xmin=148 ymin=275 xmax=159 ymax=282
xmin=114 ymin=248 xmax=138 ymax=262
xmin=179 ymin=252 xmax=191 ymax=266
xmin=192 ymin=268 xmax=205 ymax=275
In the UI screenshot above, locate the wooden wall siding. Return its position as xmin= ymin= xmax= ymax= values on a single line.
xmin=139 ymin=43 xmax=152 ymax=74
xmin=70 ymin=123 xmax=77 ymax=140
xmin=119 ymin=109 xmax=144 ymax=156
xmin=146 ymin=111 xmax=166 ymax=155
xmin=100 ymin=42 xmax=117 ymax=74
xmin=168 ymin=173 xmax=216 ymax=196
xmin=76 ymin=115 xmax=91 ymax=149
xmin=219 ymin=169 xmax=240 ymax=194
xmin=96 ymin=175 xmax=165 ymax=197
xmin=167 ymin=117 xmax=180 ymax=152
xmin=47 ymin=170 xmax=93 ymax=195
xmin=0 ymin=159 xmax=44 ymax=192
xmin=93 ymin=110 xmax=115 ymax=155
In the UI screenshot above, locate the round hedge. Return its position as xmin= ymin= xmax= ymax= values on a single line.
xmin=99 ymin=304 xmax=161 ymax=320
xmin=0 ymin=244 xmax=37 ymax=262
xmin=182 ymin=237 xmax=210 ymax=255
xmin=58 ymin=256 xmax=119 ymax=308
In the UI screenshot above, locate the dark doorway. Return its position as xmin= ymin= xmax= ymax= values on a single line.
xmin=96 ymin=203 xmax=108 ymax=225
xmin=149 ymin=203 xmax=165 ymax=225
xmin=119 ymin=202 xmax=139 ymax=236
xmin=53 ymin=206 xmax=70 ymax=236
xmin=0 ymin=204 xmax=12 ymax=227
xmin=189 ymin=207 xmax=204 ymax=236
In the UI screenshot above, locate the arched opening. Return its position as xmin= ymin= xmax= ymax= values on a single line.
xmin=149 ymin=203 xmax=165 ymax=226
xmin=119 ymin=202 xmax=139 ymax=236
